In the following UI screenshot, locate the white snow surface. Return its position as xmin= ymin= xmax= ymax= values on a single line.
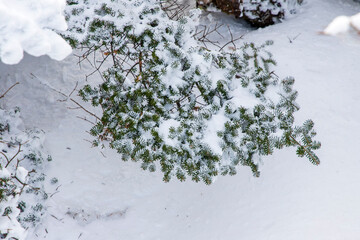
xmin=0 ymin=0 xmax=72 ymax=65
xmin=1 ymin=0 xmax=360 ymax=239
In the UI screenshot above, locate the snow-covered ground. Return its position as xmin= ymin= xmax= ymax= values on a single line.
xmin=1 ymin=0 xmax=360 ymax=239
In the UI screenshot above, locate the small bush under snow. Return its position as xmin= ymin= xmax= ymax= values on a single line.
xmin=0 ymin=108 xmax=53 ymax=240
xmin=198 ymin=0 xmax=303 ymax=27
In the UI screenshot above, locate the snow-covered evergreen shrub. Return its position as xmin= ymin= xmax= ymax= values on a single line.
xmin=0 ymin=108 xmax=51 ymax=240
xmin=65 ymin=0 xmax=320 ymax=184
xmin=241 ymin=0 xmax=286 ymax=27
xmin=199 ymin=0 xmax=303 ymax=27
xmin=242 ymin=0 xmax=303 ymax=27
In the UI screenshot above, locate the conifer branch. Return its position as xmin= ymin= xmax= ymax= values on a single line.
xmin=289 ymin=135 xmax=319 ymax=165
xmin=76 ymin=116 xmax=96 ymax=125
xmin=193 ymin=23 xmax=224 ymax=49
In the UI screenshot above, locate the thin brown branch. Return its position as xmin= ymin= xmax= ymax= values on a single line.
xmin=219 ymin=26 xmax=244 ymax=51
xmin=5 ymin=143 xmax=22 ymax=168
xmin=0 ymin=151 xmax=9 ymax=163
xmin=68 ymin=107 xmax=81 ymax=110
xmin=70 ymin=98 xmax=101 ymax=121
xmin=76 ymin=116 xmax=96 ymax=125
xmin=193 ymin=23 xmax=225 ymax=49
xmin=160 ymin=0 xmax=189 ymax=20
xmin=100 ymin=151 xmax=107 ymax=158
xmin=0 ymin=82 xmax=19 ymax=99
xmin=69 ymin=81 xmax=79 ymax=97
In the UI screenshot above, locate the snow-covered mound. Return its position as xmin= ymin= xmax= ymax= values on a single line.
xmin=324 ymin=12 xmax=360 ymax=35
xmin=0 ymin=108 xmax=54 ymax=240
xmin=0 ymin=0 xmax=71 ymax=65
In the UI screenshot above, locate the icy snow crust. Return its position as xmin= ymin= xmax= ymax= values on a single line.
xmin=0 ymin=0 xmax=72 ymax=64
xmin=1 ymin=0 xmax=360 ymax=239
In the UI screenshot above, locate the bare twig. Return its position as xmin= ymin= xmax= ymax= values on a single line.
xmin=288 ymin=33 xmax=301 ymax=43
xmin=13 ymin=174 xmax=40 ymax=194
xmin=83 ymin=138 xmax=95 ymax=145
xmin=50 ymin=191 xmax=60 ymax=198
xmin=0 ymin=82 xmax=19 ymax=99
xmin=100 ymin=151 xmax=107 ymax=158
xmin=219 ymin=25 xmax=244 ymax=51
xmin=5 ymin=143 xmax=22 ymax=168
xmin=50 ymin=214 xmax=64 ymax=222
xmin=70 ymin=98 xmax=101 ymax=121
xmin=76 ymin=116 xmax=96 ymax=125
xmin=289 ymin=135 xmax=319 ymax=165
xmin=0 ymin=151 xmax=9 ymax=163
